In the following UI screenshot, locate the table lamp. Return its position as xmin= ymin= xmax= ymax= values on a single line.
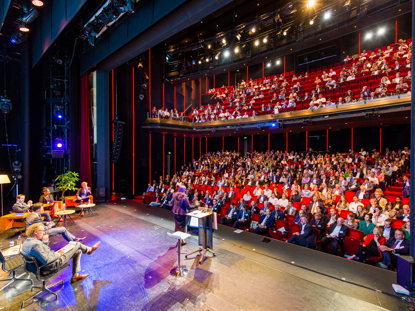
xmin=0 ymin=175 xmax=11 ymax=216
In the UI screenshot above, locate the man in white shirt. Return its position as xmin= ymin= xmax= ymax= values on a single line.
xmin=348 ymin=196 xmax=364 ymax=213
xmin=263 ymin=185 xmax=272 ymax=198
xmin=269 ymin=193 xmax=279 ymax=206
xmin=277 ymin=194 xmax=289 ymax=208
xmin=372 ymin=207 xmax=386 ymax=227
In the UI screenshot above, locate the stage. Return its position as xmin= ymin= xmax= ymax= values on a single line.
xmin=0 ymin=201 xmax=409 ymax=310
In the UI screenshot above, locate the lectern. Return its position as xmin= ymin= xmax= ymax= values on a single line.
xmin=185 ymin=210 xmax=216 ymax=264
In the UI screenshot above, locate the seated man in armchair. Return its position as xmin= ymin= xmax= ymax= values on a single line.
xmin=22 ymin=223 xmax=100 ymax=283
xmin=26 ymin=203 xmax=85 ymax=243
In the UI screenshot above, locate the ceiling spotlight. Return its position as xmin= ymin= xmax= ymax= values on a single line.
xmin=215 ymin=55 xmax=219 ymax=60
xmin=323 ymin=11 xmax=331 ymax=20
xmin=283 ymin=30 xmax=287 ymax=36
xmin=19 ymin=24 xmax=29 ymax=32
xmin=32 ymin=0 xmax=44 ymax=6
xmin=250 ymin=26 xmax=256 ymax=33
xmin=234 ymin=47 xmax=240 ymax=54
xmin=254 ymin=39 xmax=260 ymax=46
xmin=236 ymin=34 xmax=241 ymax=41
xmin=306 ymin=0 xmax=316 ymax=8
xmin=224 ymin=50 xmax=230 ymax=58
xmin=364 ymin=32 xmax=373 ymax=40
xmin=309 ymin=20 xmax=314 ymax=25
xmin=266 ymin=62 xmax=271 ymax=68
xmin=198 ymin=60 xmax=202 ymax=64
xmin=276 ymin=59 xmax=281 ymax=65
xmin=263 ymin=37 xmax=268 ymax=43
xmin=222 ymin=38 xmax=227 ymax=45
xmin=207 ymin=44 xmax=212 ymax=49
xmin=206 ymin=58 xmax=210 ymax=62
xmin=377 ymin=27 xmax=386 ymax=36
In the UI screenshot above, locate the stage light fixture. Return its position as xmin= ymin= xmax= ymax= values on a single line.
xmin=206 ymin=58 xmax=210 ymax=62
xmin=234 ymin=46 xmax=240 ymax=54
xmin=307 ymin=0 xmax=316 ymax=8
xmin=266 ymin=62 xmax=271 ymax=68
xmin=207 ymin=44 xmax=212 ymax=49
xmin=224 ymin=50 xmax=230 ymax=58
xmin=254 ymin=40 xmax=259 ymax=46
xmin=271 ymin=123 xmax=276 ymax=127
xmin=215 ymin=55 xmax=219 ymax=60
xmin=32 ymin=0 xmax=44 ymax=6
xmin=198 ymin=60 xmax=202 ymax=64
xmin=54 ymin=139 xmax=64 ymax=149
xmin=283 ymin=30 xmax=287 ymax=36
xmin=323 ymin=11 xmax=331 ymax=20
xmin=276 ymin=59 xmax=281 ymax=65
xmin=19 ymin=24 xmax=30 ymax=32
xmin=263 ymin=37 xmax=268 ymax=43
xmin=250 ymin=26 xmax=256 ymax=34
xmin=309 ymin=19 xmax=314 ymax=25
xmin=236 ymin=33 xmax=241 ymax=41
xmin=222 ymin=38 xmax=227 ymax=45
xmin=10 ymin=33 xmax=23 ymax=45
xmin=364 ymin=32 xmax=373 ymax=40
xmin=377 ymin=27 xmax=386 ymax=36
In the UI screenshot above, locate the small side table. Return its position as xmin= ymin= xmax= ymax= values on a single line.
xmin=55 ymin=210 xmax=76 ymax=226
xmin=77 ymin=203 xmax=96 ymax=216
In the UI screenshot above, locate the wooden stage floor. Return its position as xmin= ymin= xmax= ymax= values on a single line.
xmin=0 ymin=201 xmax=410 ymax=311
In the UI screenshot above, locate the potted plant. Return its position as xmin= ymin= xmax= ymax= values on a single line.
xmin=55 ymin=171 xmax=80 ymax=201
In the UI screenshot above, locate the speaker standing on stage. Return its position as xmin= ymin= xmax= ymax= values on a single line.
xmin=172 ymin=185 xmax=190 ymax=232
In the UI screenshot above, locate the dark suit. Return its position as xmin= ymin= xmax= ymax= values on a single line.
xmin=220 ymin=207 xmax=238 ymax=225
xmin=254 ymin=214 xmax=275 ymax=235
xmin=288 ymin=223 xmax=316 ymax=248
xmin=380 ymin=226 xmax=395 ymax=241
xmin=321 ymin=224 xmax=348 ymax=255
xmin=233 ymin=210 xmax=251 ymax=228
xmin=211 ymin=202 xmax=222 ymax=214
xmin=381 ymin=238 xmax=410 ymax=267
xmin=310 ymin=219 xmax=326 ymax=236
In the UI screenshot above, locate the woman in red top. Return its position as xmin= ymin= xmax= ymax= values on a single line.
xmin=347 ymin=227 xmax=386 ymax=262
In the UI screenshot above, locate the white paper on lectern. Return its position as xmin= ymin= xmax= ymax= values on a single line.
xmin=186 ymin=210 xmax=211 ymax=218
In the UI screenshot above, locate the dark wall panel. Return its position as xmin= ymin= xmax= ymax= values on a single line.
xmin=270 ymin=132 xmax=285 ymax=151
xmin=329 ymin=129 xmax=351 ymax=152
xmin=354 ymin=127 xmax=380 ymax=152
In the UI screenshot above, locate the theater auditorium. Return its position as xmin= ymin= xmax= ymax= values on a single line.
xmin=0 ymin=0 xmax=414 ymax=310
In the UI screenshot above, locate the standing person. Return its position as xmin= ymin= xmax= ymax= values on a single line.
xmin=22 ymin=223 xmax=100 ymax=283
xmin=75 ymin=182 xmax=91 ymax=216
xmin=172 ymin=184 xmax=190 ymax=233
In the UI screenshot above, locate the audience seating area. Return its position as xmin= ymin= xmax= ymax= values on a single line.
xmin=179 ymin=38 xmax=412 ymax=122
xmin=144 ymin=149 xmax=411 ymax=266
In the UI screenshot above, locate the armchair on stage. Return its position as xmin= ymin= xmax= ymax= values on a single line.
xmin=0 ymin=250 xmax=33 ymax=291
xmin=185 ymin=210 xmax=216 ymax=264
xmin=20 ymin=254 xmax=69 ymax=308
xmin=64 ymin=195 xmax=93 ymax=207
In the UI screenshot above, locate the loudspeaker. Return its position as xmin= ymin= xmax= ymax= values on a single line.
xmin=397 ymin=256 xmax=415 ymax=291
